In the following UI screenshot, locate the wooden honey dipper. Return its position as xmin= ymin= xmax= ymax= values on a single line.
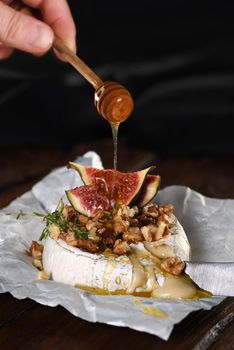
xmin=54 ymin=37 xmax=134 ymax=124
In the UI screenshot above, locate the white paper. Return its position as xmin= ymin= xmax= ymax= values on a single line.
xmin=0 ymin=151 xmax=228 ymax=340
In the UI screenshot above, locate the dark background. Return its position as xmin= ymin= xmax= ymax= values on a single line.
xmin=0 ymin=0 xmax=234 ymax=157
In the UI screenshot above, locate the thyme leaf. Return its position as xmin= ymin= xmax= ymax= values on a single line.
xmin=39 ymin=227 xmax=49 ymax=241
xmin=16 ymin=209 xmax=27 ymax=219
xmin=114 ymin=202 xmax=120 ymax=210
xmin=103 ymin=211 xmax=112 ymax=219
xmin=32 ymin=212 xmax=46 ymax=217
xmin=72 ymin=224 xmax=89 ymax=239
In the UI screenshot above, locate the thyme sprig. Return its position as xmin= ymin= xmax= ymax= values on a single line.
xmin=11 ymin=209 xmax=45 ymax=220
xmin=39 ymin=210 xmax=68 ymax=241
xmin=13 ymin=199 xmax=89 ymax=241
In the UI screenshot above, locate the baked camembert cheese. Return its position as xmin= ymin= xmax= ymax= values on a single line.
xmin=29 ymin=163 xmax=210 ymax=299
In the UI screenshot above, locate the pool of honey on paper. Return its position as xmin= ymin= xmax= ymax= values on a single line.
xmin=75 ymin=247 xmax=212 ymax=300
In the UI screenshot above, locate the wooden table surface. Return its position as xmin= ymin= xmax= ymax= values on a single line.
xmin=0 ymin=138 xmax=234 ymax=350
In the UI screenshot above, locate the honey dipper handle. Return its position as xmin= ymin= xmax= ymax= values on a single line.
xmin=53 ymin=37 xmax=103 ymax=89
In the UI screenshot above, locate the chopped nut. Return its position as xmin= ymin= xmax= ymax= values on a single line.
xmin=61 ymin=230 xmax=99 ymax=253
xmin=86 ymin=220 xmax=97 ymax=231
xmin=88 ymin=226 xmax=100 ymax=242
xmin=140 ymin=226 xmax=153 ymax=241
xmin=75 ymin=238 xmax=99 ymax=253
xmin=143 ymin=204 xmax=159 ymax=218
xmin=163 ymin=204 xmax=174 ymax=215
xmin=163 ymin=226 xmax=171 ymax=237
xmin=123 ymin=227 xmax=143 ymax=243
xmin=113 ymin=239 xmax=131 ymax=255
xmin=128 ymin=207 xmax=136 ymax=218
xmin=147 ymin=204 xmax=158 ymax=213
xmin=79 ymin=214 xmax=89 ymax=224
xmin=38 ymin=270 xmax=49 ymax=280
xmin=158 ymin=214 xmax=169 ymax=224
xmin=96 ymin=227 xmax=106 ymax=235
xmin=29 ymin=241 xmax=43 ymax=259
xmin=62 ymin=205 xmax=77 ymax=221
xmin=105 ymin=221 xmax=113 ymax=230
xmin=60 ymin=229 xmax=77 ymax=246
xmin=161 ymin=257 xmax=185 ymax=276
xmin=33 ymin=258 xmax=43 ymax=270
xmin=138 ymin=213 xmax=156 ymax=226
xmin=89 ymin=226 xmax=97 ymax=235
xmin=88 ymin=234 xmax=100 ymax=242
xmin=132 ymin=206 xmax=139 ymax=215
xmin=166 ymin=213 xmax=176 ymax=227
xmin=49 ymin=202 xmax=176 ymax=257
xmin=130 ymin=218 xmax=138 ymax=227
xmin=93 ymin=209 xmax=105 ymax=221
xmin=159 ymin=207 xmax=165 ymax=215
xmin=154 ymin=221 xmax=167 ymax=240
xmin=121 ymin=205 xmax=136 ymax=218
xmin=113 ymin=219 xmax=128 ymax=234
xmin=49 ymin=224 xmax=60 ymax=240
xmin=121 ymin=206 xmax=129 ymax=217
xmin=115 ymin=207 xmax=123 ymax=219
xmin=100 ymin=228 xmax=117 ymax=248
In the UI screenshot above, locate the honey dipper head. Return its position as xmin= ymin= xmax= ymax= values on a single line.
xmin=94 ymin=81 xmax=134 ymax=123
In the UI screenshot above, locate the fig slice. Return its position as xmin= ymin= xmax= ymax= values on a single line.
xmin=66 ymin=185 xmax=114 ymax=217
xmin=66 ymin=163 xmax=155 ymax=216
xmin=135 ymin=174 xmax=161 ymax=207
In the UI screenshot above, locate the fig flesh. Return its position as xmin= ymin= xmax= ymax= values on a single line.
xmin=66 ymin=163 xmax=156 ymax=216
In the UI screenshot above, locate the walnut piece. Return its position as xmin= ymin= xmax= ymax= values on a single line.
xmin=140 ymin=226 xmax=153 ymax=241
xmin=160 ymin=257 xmax=185 ymax=276
xmin=113 ymin=219 xmax=129 ymax=234
xmin=32 ymin=258 xmax=43 ymax=270
xmin=122 ymin=227 xmax=143 ymax=243
xmin=113 ymin=239 xmax=130 ymax=255
xmin=29 ymin=241 xmax=43 ymax=259
xmin=38 ymin=270 xmax=49 ymax=280
xmin=42 ymin=202 xmax=176 ymax=256
xmin=62 ymin=205 xmax=77 ymax=221
xmin=49 ymin=224 xmax=60 ymax=240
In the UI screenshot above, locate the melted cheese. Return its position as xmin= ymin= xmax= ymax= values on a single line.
xmin=144 ymin=242 xmax=175 ymax=258
xmin=152 ymin=275 xmax=197 ymax=299
xmin=128 ymin=256 xmax=147 ymax=293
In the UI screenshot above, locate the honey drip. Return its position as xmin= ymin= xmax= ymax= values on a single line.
xmin=111 ymin=122 xmax=119 ymax=170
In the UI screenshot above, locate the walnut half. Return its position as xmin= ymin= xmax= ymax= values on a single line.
xmin=160 ymin=257 xmax=185 ymax=276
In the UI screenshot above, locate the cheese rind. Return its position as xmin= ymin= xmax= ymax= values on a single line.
xmin=43 ymin=237 xmax=132 ymax=290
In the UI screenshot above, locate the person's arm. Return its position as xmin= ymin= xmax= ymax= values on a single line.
xmin=0 ymin=0 xmax=76 ymax=60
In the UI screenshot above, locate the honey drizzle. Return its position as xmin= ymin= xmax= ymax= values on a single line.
xmin=111 ymin=122 xmax=119 ymax=170
xmin=74 ymin=249 xmax=212 ymax=300
xmin=74 ymin=282 xmax=211 ymax=300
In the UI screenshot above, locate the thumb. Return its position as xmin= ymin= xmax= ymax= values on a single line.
xmin=0 ymin=2 xmax=54 ymax=55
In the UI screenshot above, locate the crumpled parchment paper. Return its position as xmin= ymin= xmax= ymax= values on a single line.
xmin=0 ymin=151 xmax=230 ymax=340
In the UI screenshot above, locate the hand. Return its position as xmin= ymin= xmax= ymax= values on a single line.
xmin=0 ymin=0 xmax=76 ymax=60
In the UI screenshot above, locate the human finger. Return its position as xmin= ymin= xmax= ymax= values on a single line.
xmin=23 ymin=0 xmax=76 ymax=53
xmin=0 ymin=43 xmax=14 ymax=60
xmin=0 ymin=1 xmax=54 ymax=55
